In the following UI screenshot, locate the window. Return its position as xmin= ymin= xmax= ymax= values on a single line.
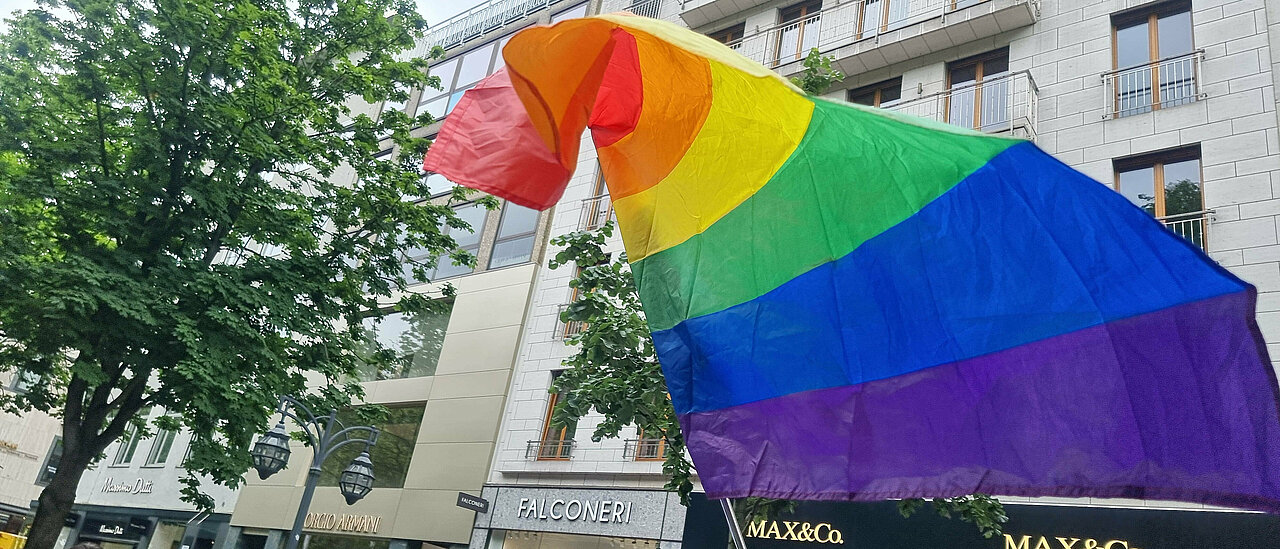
xmin=632 ymin=428 xmax=666 ymax=461
xmin=455 ymin=43 xmax=496 ymax=90
xmin=113 ymin=424 xmax=143 ymax=466
xmin=848 ymin=78 xmax=903 ymax=107
xmin=1111 ymin=2 xmax=1195 ymax=117
xmin=946 ymin=49 xmax=1011 ymax=132
xmin=580 ymin=171 xmax=614 ymax=232
xmin=418 ymin=58 xmax=458 ymax=120
xmin=9 ymin=370 xmax=38 ymax=393
xmin=1114 ymin=147 xmax=1205 ymax=247
xmin=537 ymin=371 xmax=576 ymax=460
xmin=356 ymin=304 xmax=453 ymax=382
xmin=402 ymin=202 xmax=487 ymax=281
xmin=422 ymin=173 xmax=456 ymax=197
xmin=708 ymin=23 xmax=745 ymax=45
xmin=857 ymin=0 xmax=912 ymax=39
xmin=774 ymin=0 xmax=822 ymax=66
xmin=36 ymin=437 xmax=62 ymax=485
xmin=488 ymin=202 xmax=539 ymax=269
xmin=418 ymin=29 xmax=519 ymax=122
xmin=144 ymin=426 xmax=177 ymax=466
xmin=318 ymin=405 xmax=425 ymax=489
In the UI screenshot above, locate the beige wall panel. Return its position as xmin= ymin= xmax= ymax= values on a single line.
xmin=402 ymin=442 xmax=493 ymax=491
xmin=434 ymin=326 xmax=522 ymax=376
xmin=448 ymin=264 xmax=536 ymax=295
xmin=417 ymin=396 xmax=505 ymax=444
xmin=366 ymin=376 xmax=433 ymax=405
xmin=392 ymin=489 xmax=478 ymax=544
xmin=448 ymin=286 xmax=534 ymax=334
xmin=228 ymin=485 xmax=304 ymax=528
xmin=428 ymin=369 xmax=513 ymax=400
xmin=295 ymin=487 xmax=404 ymax=537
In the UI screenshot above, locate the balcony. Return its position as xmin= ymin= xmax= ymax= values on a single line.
xmin=555 ymin=303 xmax=586 ymax=340
xmin=579 ymin=194 xmax=615 ymax=232
xmin=1159 ymin=210 xmax=1211 ymax=252
xmin=622 ymin=438 xmax=667 ymax=461
xmin=1102 ymin=50 xmax=1204 ymax=119
xmin=682 ymin=0 xmax=773 ymax=28
xmin=418 ymin=0 xmax=569 ymax=54
xmin=527 ymin=439 xmax=576 ymax=460
xmin=885 ymin=70 xmax=1038 ymax=140
xmin=725 ymin=0 xmax=1038 ymax=76
xmin=601 ymin=0 xmax=685 ymax=22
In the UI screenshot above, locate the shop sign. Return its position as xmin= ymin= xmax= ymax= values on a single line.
xmin=303 ymin=513 xmax=382 ymax=534
xmin=517 ymin=498 xmax=634 ymax=524
xmin=681 ymin=496 xmax=1280 ymax=549
xmin=745 ymin=520 xmax=844 ymax=544
xmin=457 ymin=492 xmax=489 ymax=513
xmin=101 ymin=477 xmax=154 ymax=495
xmin=1003 ymin=536 xmax=1140 ymax=549
xmin=488 ymin=487 xmax=672 ymax=539
xmin=80 ymin=516 xmax=148 ymax=541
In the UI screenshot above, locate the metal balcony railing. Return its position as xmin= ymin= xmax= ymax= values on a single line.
xmin=1158 ymin=210 xmax=1211 ymax=252
xmin=623 ymin=438 xmax=667 ymax=460
xmin=555 ymin=303 xmax=586 ymax=339
xmin=580 ymin=194 xmax=614 ymax=232
xmin=527 ymin=439 xmax=576 ymax=460
xmin=1102 ymin=50 xmax=1204 ymax=119
xmin=886 ymin=70 xmax=1039 ymax=140
xmin=419 ymin=0 xmax=568 ymax=54
xmin=724 ymin=0 xmax=1007 ymax=69
xmin=601 ymin=0 xmax=683 ymax=21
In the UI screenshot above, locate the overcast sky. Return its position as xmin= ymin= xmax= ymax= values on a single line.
xmin=0 ymin=0 xmax=482 ymax=29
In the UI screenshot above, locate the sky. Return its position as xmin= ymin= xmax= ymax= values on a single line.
xmin=0 ymin=0 xmax=482 ymax=29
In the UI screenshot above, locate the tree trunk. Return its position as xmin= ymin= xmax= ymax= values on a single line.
xmin=25 ymin=453 xmax=90 ymax=549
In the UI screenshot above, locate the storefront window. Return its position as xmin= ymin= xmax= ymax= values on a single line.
xmin=302 ymin=534 xmax=390 ymax=549
xmin=318 ymin=405 xmax=425 ymax=489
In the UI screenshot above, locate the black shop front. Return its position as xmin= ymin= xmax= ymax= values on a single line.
xmin=681 ymin=494 xmax=1280 ymax=548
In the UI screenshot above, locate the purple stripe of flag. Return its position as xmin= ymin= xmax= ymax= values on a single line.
xmin=684 ymin=290 xmax=1280 ymax=512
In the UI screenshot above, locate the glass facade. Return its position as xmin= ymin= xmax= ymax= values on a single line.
xmin=318 ymin=405 xmax=425 ymax=489
xmin=356 ymin=304 xmax=453 ymax=382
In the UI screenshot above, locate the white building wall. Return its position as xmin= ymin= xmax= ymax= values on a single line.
xmin=496 ymin=0 xmax=1280 ymax=512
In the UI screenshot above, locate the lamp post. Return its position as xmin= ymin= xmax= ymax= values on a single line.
xmin=250 ymin=396 xmax=380 ymax=549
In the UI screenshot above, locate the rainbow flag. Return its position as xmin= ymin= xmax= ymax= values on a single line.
xmin=424 ymin=15 xmax=1280 ymax=511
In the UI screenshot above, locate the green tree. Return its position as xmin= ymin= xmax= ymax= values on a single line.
xmin=550 ymin=223 xmax=1008 ymax=539
xmin=0 ymin=2 xmax=478 ymax=548
xmin=790 ymin=48 xmax=845 ymax=96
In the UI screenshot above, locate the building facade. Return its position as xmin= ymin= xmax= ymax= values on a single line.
xmin=465 ymin=0 xmax=1280 ymax=547
xmin=65 ymin=413 xmax=239 ymax=549
xmin=0 ymin=372 xmax=64 ymax=542
xmin=225 ymin=2 xmax=591 ymax=549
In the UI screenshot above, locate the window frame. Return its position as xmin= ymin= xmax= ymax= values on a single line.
xmin=143 ymin=428 xmax=178 ymax=467
xmin=775 ymin=0 xmax=823 ymax=65
xmin=944 ymin=48 xmax=1010 ymax=131
xmin=9 ymin=370 xmax=38 ymax=394
xmin=1112 ymin=145 xmax=1204 ymax=218
xmin=848 ymin=77 xmax=904 ymax=108
xmin=407 ymin=201 xmax=488 ymax=281
xmin=487 ymin=202 xmax=539 ymax=269
xmin=1110 ymin=1 xmax=1195 ymax=116
xmin=112 ymin=424 xmax=143 ymax=467
xmin=537 ymin=371 xmax=577 ymax=461
xmin=35 ymin=436 xmax=63 ymax=485
xmin=708 ymin=22 xmax=746 ymax=45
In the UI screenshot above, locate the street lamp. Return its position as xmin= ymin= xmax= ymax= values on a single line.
xmin=250 ymin=396 xmax=380 ymax=549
